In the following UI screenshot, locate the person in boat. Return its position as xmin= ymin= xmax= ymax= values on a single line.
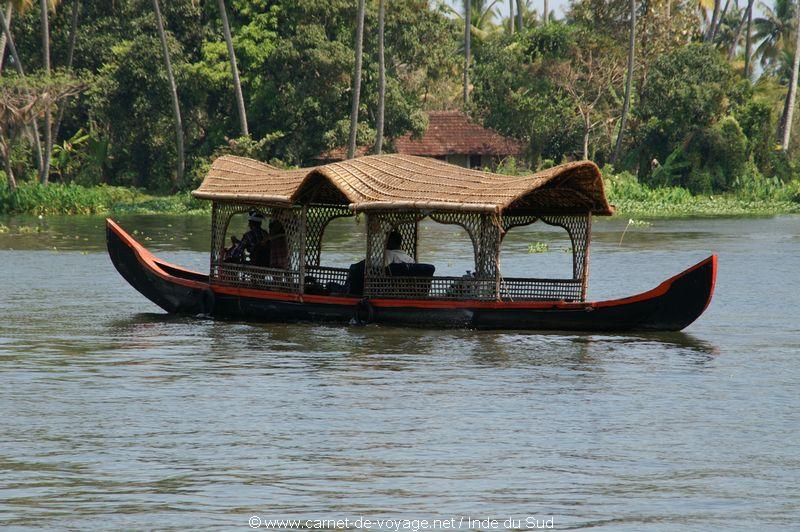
xmin=384 ymin=230 xmax=414 ymax=266
xmin=267 ymin=220 xmax=289 ymax=270
xmin=225 ymin=211 xmax=268 ymax=264
xmin=330 ymin=230 xmax=415 ymax=296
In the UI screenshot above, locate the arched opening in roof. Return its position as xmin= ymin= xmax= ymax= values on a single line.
xmin=292 ymin=170 xmax=351 ymax=206
xmin=502 ymin=162 xmax=611 ymax=216
xmin=318 ymin=215 xmax=364 ymax=267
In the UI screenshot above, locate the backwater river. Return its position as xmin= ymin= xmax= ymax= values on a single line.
xmin=0 ymin=214 xmax=798 ymax=530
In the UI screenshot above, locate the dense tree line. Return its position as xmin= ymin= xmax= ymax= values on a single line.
xmin=1 ymin=0 xmax=799 ymax=195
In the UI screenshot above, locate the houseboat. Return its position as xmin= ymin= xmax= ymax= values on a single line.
xmin=106 ymin=154 xmax=716 ymax=331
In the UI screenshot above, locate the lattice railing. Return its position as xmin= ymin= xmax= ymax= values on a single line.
xmin=304 ymin=266 xmax=349 ymax=292
xmin=365 ymin=275 xmax=495 ymax=300
xmin=364 ymin=275 xmax=582 ymax=301
xmin=499 ymin=278 xmax=583 ymax=301
xmin=212 ymin=261 xmax=300 ymax=293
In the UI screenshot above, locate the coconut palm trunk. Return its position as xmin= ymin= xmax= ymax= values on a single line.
xmin=509 ymin=0 xmax=514 ymax=33
xmin=612 ymin=0 xmax=635 ymax=165
xmin=713 ymin=0 xmax=731 ymax=40
xmin=727 ymin=0 xmax=755 ymax=61
xmin=744 ymin=0 xmax=753 ymax=78
xmin=52 ymin=0 xmax=79 ymax=146
xmin=347 ymin=0 xmax=365 ymax=159
xmin=40 ymin=0 xmax=52 ymax=184
xmin=463 ymin=0 xmax=470 ymax=106
xmin=0 ymin=5 xmax=44 ymax=175
xmin=780 ymin=1 xmax=800 ymax=150
xmin=375 ymin=0 xmax=385 ymax=154
xmin=153 ymin=0 xmax=184 ymax=185
xmin=706 ymin=0 xmax=721 ymax=42
xmin=543 ymin=0 xmax=548 ymax=23
xmin=0 ymin=2 xmax=12 ymax=74
xmin=516 ymin=0 xmax=523 ymax=29
xmin=217 ymin=0 xmax=248 ymax=137
xmin=2 ymin=138 xmax=16 ymax=190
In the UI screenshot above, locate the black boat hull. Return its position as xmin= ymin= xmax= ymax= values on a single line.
xmin=107 ymin=219 xmax=716 ymax=332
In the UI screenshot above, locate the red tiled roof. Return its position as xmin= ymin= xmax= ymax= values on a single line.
xmin=395 ymin=110 xmax=524 ymax=157
xmin=317 ymin=111 xmax=525 ymax=161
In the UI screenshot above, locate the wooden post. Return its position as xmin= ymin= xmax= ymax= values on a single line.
xmin=210 ymin=203 xmax=219 ymax=280
xmin=413 ymin=217 xmax=420 ymax=262
xmin=364 ymin=212 xmax=378 ymax=297
xmin=581 ymin=215 xmax=592 ymax=301
xmin=298 ymin=205 xmax=307 ymax=297
xmin=492 ymin=214 xmax=502 ymax=301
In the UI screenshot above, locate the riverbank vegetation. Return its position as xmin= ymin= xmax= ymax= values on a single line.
xmin=2 ymin=169 xmax=798 ymax=217
xmin=2 ymin=0 xmax=800 ymax=216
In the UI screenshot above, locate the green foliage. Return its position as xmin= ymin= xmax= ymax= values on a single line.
xmin=639 ymin=44 xmax=738 ymax=139
xmin=734 ymin=100 xmax=776 ymax=167
xmin=7 ymin=0 xmax=453 ymax=189
xmin=523 ymin=22 xmax=577 ymax=59
xmin=602 ymin=166 xmax=800 ymax=217
xmin=528 ymin=242 xmax=550 ymax=253
xmin=0 ymin=178 xmax=208 ymax=215
xmin=634 ymin=45 xmax=755 ymax=191
xmin=471 ymin=24 xmax=583 ymax=164
xmin=3 ymin=0 xmax=800 ymax=208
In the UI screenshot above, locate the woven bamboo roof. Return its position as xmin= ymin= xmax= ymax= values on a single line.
xmin=193 ymin=154 xmax=614 ymax=215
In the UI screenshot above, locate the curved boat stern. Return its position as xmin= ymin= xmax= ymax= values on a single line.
xmin=106 ymin=219 xmax=211 ymax=315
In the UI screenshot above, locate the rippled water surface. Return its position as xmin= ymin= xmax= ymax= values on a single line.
xmin=1 ymin=214 xmax=799 ymax=530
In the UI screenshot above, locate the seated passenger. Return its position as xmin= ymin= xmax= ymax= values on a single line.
xmin=384 ymin=230 xmax=414 ymax=266
xmin=225 ymin=211 xmax=267 ymax=263
xmin=267 ymin=220 xmax=289 ymax=270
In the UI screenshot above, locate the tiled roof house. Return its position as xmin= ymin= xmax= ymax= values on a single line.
xmin=317 ymin=110 xmax=525 ymax=169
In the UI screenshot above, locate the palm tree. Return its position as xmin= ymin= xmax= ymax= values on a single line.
xmin=725 ymin=1 xmax=756 ymax=61
xmin=0 ymin=0 xmax=36 ymax=76
xmin=217 ymin=0 xmax=248 ymax=137
xmin=508 ymin=0 xmax=514 ymax=33
xmin=781 ymin=0 xmax=800 ymax=150
xmin=463 ymin=0 xmax=470 ymax=105
xmin=0 ymin=1 xmax=44 ymax=174
xmin=52 ymin=0 xmax=79 ymax=146
xmin=39 ymin=0 xmax=54 ymax=183
xmin=745 ymin=0 xmax=754 ymax=78
xmin=347 ymin=0 xmax=365 ymax=159
xmin=0 ymin=2 xmax=13 ymax=74
xmin=375 ymin=0 xmax=385 ymax=154
xmin=152 ymin=0 xmax=184 ymax=185
xmin=753 ymin=0 xmax=794 ymax=72
xmin=705 ymin=0 xmax=721 ymax=41
xmin=612 ymin=0 xmax=635 ymax=165
xmin=516 ymin=0 xmax=523 ymax=30
xmin=543 ymin=0 xmax=548 ymax=23
xmin=446 ymin=0 xmax=500 ymax=38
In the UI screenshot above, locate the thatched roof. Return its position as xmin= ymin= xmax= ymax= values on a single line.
xmin=193 ymin=154 xmax=614 ymax=215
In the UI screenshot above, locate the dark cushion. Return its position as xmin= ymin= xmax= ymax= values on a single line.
xmin=387 ymin=263 xmax=435 ymax=277
xmin=346 ymin=260 xmax=366 ymax=296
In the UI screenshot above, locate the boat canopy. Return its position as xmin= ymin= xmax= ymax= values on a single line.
xmin=192 ymin=154 xmax=614 ymax=216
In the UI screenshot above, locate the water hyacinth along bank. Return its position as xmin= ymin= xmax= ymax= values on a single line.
xmin=2 ymin=171 xmax=799 ymax=217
